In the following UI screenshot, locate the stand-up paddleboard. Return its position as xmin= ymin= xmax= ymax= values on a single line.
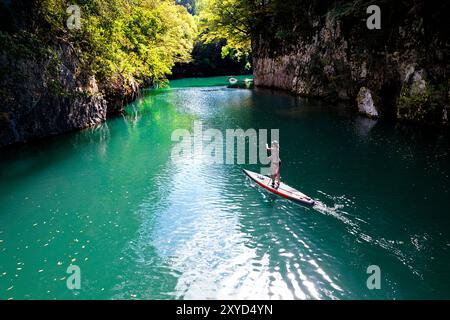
xmin=243 ymin=169 xmax=315 ymax=206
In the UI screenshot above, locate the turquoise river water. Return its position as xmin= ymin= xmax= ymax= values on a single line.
xmin=1 ymin=75 xmax=450 ymax=299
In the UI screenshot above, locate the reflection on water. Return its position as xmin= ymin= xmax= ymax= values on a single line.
xmin=1 ymin=76 xmax=450 ymax=299
xmin=354 ymin=116 xmax=377 ymax=137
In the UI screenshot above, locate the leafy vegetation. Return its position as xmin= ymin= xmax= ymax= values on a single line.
xmin=171 ymin=39 xmax=251 ymax=78
xmin=198 ymin=0 xmax=254 ymax=59
xmin=169 ymin=0 xmax=251 ymax=77
xmin=30 ymin=0 xmax=196 ymax=88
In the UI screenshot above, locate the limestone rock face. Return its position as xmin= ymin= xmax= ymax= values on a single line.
xmin=443 ymin=106 xmax=449 ymax=124
xmin=397 ymin=69 xmax=431 ymax=122
xmin=357 ymin=87 xmax=378 ymax=118
xmin=0 ymin=43 xmax=107 ymax=147
xmin=0 ymin=0 xmax=140 ymax=147
xmin=252 ymin=1 xmax=449 ymax=124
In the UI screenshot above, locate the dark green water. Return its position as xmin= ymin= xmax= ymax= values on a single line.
xmin=1 ymin=75 xmax=450 ymax=299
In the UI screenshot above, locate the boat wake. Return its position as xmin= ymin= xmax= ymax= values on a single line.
xmin=313 ymin=200 xmax=359 ymax=230
xmin=312 ymin=191 xmax=423 ymax=281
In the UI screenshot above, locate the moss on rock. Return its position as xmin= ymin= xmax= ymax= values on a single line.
xmin=397 ymin=70 xmax=447 ymax=123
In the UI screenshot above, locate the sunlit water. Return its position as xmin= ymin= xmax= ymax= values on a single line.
xmin=1 ymin=76 xmax=450 ymax=299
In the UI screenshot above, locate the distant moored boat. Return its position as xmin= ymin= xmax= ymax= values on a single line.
xmin=228 ymin=77 xmax=238 ymax=84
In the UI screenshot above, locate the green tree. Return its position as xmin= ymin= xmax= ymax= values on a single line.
xmin=198 ymin=0 xmax=256 ymax=60
xmin=38 ymin=0 xmax=197 ymax=88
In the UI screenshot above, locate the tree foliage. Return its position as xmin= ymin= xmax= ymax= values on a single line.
xmin=171 ymin=39 xmax=251 ymax=78
xmin=37 ymin=0 xmax=197 ymax=87
xmin=198 ymin=0 xmax=256 ymax=59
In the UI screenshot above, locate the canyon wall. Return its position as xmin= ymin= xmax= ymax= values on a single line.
xmin=0 ymin=1 xmax=137 ymax=147
xmin=0 ymin=40 xmax=107 ymax=146
xmin=252 ymin=1 xmax=449 ymax=124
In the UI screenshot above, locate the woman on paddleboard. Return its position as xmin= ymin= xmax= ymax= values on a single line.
xmin=266 ymin=140 xmax=281 ymax=188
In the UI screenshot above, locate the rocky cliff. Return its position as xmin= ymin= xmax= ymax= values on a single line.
xmin=0 ymin=36 xmax=108 ymax=146
xmin=0 ymin=0 xmax=137 ymax=147
xmin=252 ymin=0 xmax=449 ymax=124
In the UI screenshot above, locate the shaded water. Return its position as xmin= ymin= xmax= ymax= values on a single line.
xmin=1 ymin=76 xmax=450 ymax=299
